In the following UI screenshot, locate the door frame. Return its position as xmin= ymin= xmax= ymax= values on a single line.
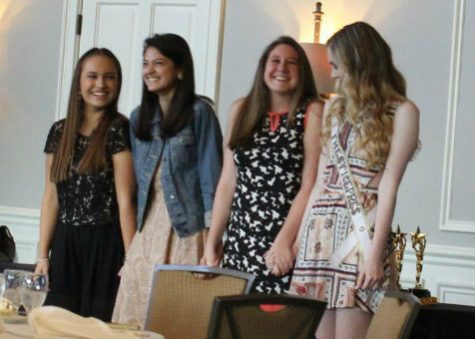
xmin=55 ymin=0 xmax=82 ymax=120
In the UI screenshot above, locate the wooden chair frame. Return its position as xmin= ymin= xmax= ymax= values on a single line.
xmin=144 ymin=264 xmax=255 ymax=339
xmin=0 ymin=262 xmax=36 ymax=273
xmin=366 ymin=290 xmax=421 ymax=339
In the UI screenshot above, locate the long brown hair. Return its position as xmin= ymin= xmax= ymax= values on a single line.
xmin=51 ymin=48 xmax=123 ymax=182
xmin=229 ymin=36 xmax=318 ymax=150
xmin=323 ymin=22 xmax=406 ymax=167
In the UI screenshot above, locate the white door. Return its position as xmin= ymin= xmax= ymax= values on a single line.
xmin=58 ymin=0 xmax=224 ymax=118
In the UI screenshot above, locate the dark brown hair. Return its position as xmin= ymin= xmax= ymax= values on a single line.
xmin=135 ymin=33 xmax=196 ymax=140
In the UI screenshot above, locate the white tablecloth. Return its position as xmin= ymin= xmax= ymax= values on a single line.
xmin=1 ymin=321 xmax=165 ymax=339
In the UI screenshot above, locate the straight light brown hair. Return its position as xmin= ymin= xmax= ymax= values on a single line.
xmin=51 ymin=48 xmax=123 ymax=182
xmin=229 ymin=36 xmax=318 ymax=150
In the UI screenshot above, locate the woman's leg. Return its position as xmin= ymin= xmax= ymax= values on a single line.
xmin=334 ymin=308 xmax=372 ymax=339
xmin=316 ymin=309 xmax=336 ymax=339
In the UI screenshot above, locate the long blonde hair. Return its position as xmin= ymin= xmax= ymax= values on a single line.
xmin=323 ymin=22 xmax=406 ymax=167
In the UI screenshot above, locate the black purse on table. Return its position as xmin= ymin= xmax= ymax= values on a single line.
xmin=0 ymin=225 xmax=16 ymax=262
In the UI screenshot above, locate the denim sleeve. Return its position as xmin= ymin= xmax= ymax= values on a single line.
xmin=193 ymin=98 xmax=223 ymax=226
xmin=129 ymin=107 xmax=140 ymax=176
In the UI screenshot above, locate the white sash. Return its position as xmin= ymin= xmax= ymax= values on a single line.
xmin=329 ymin=118 xmax=372 ymax=267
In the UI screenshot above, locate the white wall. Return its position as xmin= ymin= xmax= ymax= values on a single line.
xmin=0 ymin=0 xmax=64 ymax=261
xmin=1 ymin=0 xmax=474 ymax=304
xmin=0 ymin=0 xmax=63 ymax=209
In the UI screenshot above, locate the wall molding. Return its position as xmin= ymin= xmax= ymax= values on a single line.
xmin=437 ymin=280 xmax=475 ymax=305
xmin=403 ymin=243 xmax=475 ymax=267
xmin=0 ymin=205 xmax=40 ymax=225
xmin=440 ymin=0 xmax=475 ymax=233
xmin=0 ymin=205 xmax=40 ymax=263
xmin=15 ymin=240 xmax=38 ymax=259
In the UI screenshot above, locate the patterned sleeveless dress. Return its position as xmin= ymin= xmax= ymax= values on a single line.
xmin=289 ymin=120 xmax=395 ymax=312
xmin=223 ymin=103 xmax=307 ymax=294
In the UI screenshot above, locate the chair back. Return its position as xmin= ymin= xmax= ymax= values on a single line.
xmin=207 ymin=294 xmax=327 ymax=339
xmin=365 ymin=291 xmax=421 ymax=339
xmin=0 ymin=262 xmax=36 ymax=273
xmin=144 ymin=264 xmax=255 ymax=339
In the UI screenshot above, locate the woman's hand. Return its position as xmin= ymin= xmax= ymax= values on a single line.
xmin=35 ymin=259 xmax=49 ymax=275
xmin=356 ymin=253 xmax=385 ymax=290
xmin=265 ymin=240 xmax=295 ymax=277
xmin=198 ymin=240 xmax=223 ymax=280
xmin=200 ymin=240 xmax=223 ymax=268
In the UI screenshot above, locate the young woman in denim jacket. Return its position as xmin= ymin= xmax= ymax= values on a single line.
xmin=202 ymin=36 xmax=324 ymax=293
xmin=112 ymin=33 xmax=223 ymax=327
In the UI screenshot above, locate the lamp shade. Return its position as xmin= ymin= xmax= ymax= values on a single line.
xmin=300 ymin=43 xmax=334 ymax=95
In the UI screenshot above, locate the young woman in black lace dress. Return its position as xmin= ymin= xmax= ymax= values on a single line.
xmin=35 ymin=48 xmax=136 ymax=321
xmin=202 ymin=36 xmax=323 ymax=293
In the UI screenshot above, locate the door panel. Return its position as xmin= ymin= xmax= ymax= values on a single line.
xmin=81 ymin=1 xmax=146 ymax=115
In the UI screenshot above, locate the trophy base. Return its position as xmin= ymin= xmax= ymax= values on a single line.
xmin=408 ymin=288 xmax=438 ymax=305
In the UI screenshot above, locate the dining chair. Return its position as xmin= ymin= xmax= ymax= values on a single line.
xmin=0 ymin=262 xmax=36 ymax=273
xmin=144 ymin=264 xmax=255 ymax=339
xmin=207 ymin=294 xmax=327 ymax=339
xmin=365 ymin=290 xmax=421 ymax=339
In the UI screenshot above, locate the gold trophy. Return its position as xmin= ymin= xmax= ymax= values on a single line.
xmin=391 ymin=225 xmax=406 ymax=289
xmin=409 ymin=226 xmax=437 ymax=304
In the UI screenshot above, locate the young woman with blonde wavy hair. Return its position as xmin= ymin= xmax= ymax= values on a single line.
xmin=289 ymin=22 xmax=420 ymax=339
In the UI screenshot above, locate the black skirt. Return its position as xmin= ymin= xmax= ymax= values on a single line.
xmin=45 ymin=222 xmax=124 ymax=321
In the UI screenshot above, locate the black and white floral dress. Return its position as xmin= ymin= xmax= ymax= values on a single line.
xmin=223 ymin=103 xmax=307 ymax=293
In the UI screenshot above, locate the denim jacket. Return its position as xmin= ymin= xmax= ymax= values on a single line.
xmin=130 ymin=97 xmax=223 ymax=236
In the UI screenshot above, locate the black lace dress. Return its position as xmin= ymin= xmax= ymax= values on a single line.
xmin=223 ymin=103 xmax=307 ymax=293
xmin=43 ymin=116 xmax=130 ymax=321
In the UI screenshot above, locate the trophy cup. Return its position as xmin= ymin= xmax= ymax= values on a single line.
xmin=391 ymin=225 xmax=406 ymax=289
xmin=409 ymin=226 xmax=437 ymax=304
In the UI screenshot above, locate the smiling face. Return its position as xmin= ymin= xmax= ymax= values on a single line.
xmin=79 ymin=55 xmax=119 ymax=113
xmin=142 ymin=46 xmax=181 ymax=98
xmin=327 ymin=48 xmax=346 ymax=80
xmin=263 ymin=43 xmax=300 ymax=98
